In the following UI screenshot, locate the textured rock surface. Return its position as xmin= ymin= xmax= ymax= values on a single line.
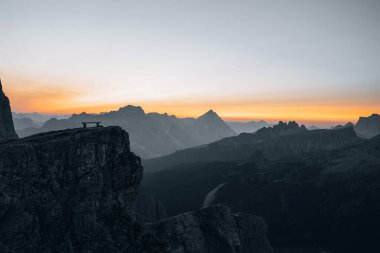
xmin=146 ymin=205 xmax=273 ymax=253
xmin=0 ymin=80 xmax=18 ymax=141
xmin=0 ymin=126 xmax=272 ymax=253
xmin=0 ymin=126 xmax=163 ymax=253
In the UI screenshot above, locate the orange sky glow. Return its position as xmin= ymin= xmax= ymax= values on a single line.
xmin=5 ymin=78 xmax=379 ymax=128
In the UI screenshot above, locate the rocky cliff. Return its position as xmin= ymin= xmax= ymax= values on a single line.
xmin=0 ymin=126 xmax=272 ymax=253
xmin=146 ymin=204 xmax=273 ymax=253
xmin=0 ymin=80 xmax=18 ymax=141
xmin=0 ymin=126 xmax=163 ymax=252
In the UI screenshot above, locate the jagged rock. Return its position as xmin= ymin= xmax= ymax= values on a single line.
xmin=146 ymin=205 xmax=273 ymax=253
xmin=0 ymin=126 xmax=163 ymax=253
xmin=0 ymin=80 xmax=18 ymax=141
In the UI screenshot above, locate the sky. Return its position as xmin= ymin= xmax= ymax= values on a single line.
xmin=1 ymin=0 xmax=380 ymax=127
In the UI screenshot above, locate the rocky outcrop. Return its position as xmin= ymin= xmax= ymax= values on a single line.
xmin=0 ymin=126 xmax=272 ymax=252
xmin=0 ymin=80 xmax=18 ymax=141
xmin=0 ymin=126 xmax=163 ymax=252
xmin=146 ymin=205 xmax=273 ymax=253
xmin=355 ymin=113 xmax=380 ymax=138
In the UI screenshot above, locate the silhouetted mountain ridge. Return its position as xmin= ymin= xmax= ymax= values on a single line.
xmin=144 ymin=121 xmax=360 ymax=172
xmin=16 ymin=105 xmax=236 ymax=158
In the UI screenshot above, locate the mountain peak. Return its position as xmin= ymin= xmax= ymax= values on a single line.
xmin=198 ymin=109 xmax=220 ymax=120
xmin=117 ymin=105 xmax=145 ymax=115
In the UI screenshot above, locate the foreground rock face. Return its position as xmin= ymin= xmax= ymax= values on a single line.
xmin=0 ymin=126 xmax=272 ymax=253
xmin=0 ymin=80 xmax=18 ymax=141
xmin=0 ymin=127 xmax=163 ymax=252
xmin=146 ymin=205 xmax=273 ymax=253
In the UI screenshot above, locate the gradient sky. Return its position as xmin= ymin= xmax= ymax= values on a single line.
xmin=1 ymin=0 xmax=380 ymax=126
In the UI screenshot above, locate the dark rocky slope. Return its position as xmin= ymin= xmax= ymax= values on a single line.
xmin=146 ymin=204 xmax=273 ymax=253
xmin=0 ymin=80 xmax=18 ymax=141
xmin=144 ymin=134 xmax=380 ymax=252
xmin=0 ymin=126 xmax=272 ymax=253
xmin=144 ymin=122 xmax=361 ymax=172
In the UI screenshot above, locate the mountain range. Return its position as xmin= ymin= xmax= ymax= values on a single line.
xmin=14 ymin=106 xmax=236 ymax=158
xmin=143 ymin=121 xmax=362 ymax=172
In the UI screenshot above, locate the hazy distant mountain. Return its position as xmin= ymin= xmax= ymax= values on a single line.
xmin=12 ymin=112 xmax=70 ymax=123
xmin=227 ymin=120 xmax=270 ymax=134
xmin=144 ymin=121 xmax=361 ymax=172
xmin=193 ymin=110 xmax=236 ymax=141
xmin=16 ymin=105 xmax=236 ymax=158
xmin=354 ymin=113 xmax=380 ymax=138
xmin=333 ymin=122 xmax=354 ymax=129
xmin=306 ymin=125 xmax=321 ymax=130
xmin=13 ymin=117 xmax=40 ymax=131
xmin=12 ymin=112 xmax=71 ymax=136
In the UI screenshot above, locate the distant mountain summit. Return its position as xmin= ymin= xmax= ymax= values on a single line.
xmin=355 ymin=114 xmax=380 ymax=138
xmin=227 ymin=120 xmax=270 ymax=134
xmin=197 ymin=109 xmax=221 ymax=122
xmin=15 ymin=106 xmax=236 ymax=158
xmin=194 ymin=110 xmax=236 ymax=142
xmin=334 ymin=122 xmax=354 ymax=129
xmin=0 ymin=80 xmax=18 ymax=141
xmin=114 ymin=105 xmax=145 ymax=116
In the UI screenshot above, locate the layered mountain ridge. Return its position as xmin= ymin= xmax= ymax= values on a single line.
xmin=144 ymin=121 xmax=361 ymax=172
xmin=144 ymin=131 xmax=380 ymax=253
xmin=16 ymin=105 xmax=236 ymax=158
